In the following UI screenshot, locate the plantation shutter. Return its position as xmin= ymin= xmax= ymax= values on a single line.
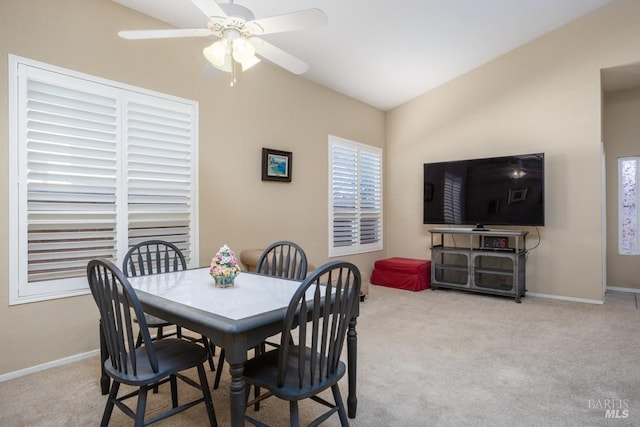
xmin=10 ymin=56 xmax=198 ymax=304
xmin=331 ymin=143 xmax=358 ymax=249
xmin=20 ymin=66 xmax=119 ymax=297
xmin=329 ymin=136 xmax=382 ymax=256
xmin=124 ymin=94 xmax=195 ymax=263
xmin=359 ymin=148 xmax=382 ymax=245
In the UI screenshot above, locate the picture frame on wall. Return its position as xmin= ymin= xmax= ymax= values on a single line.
xmin=262 ymin=148 xmax=292 ymax=182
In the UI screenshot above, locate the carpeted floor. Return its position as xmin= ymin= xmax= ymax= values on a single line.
xmin=1 ymin=285 xmax=639 ymax=426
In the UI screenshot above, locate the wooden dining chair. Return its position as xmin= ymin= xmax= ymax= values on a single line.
xmin=87 ymin=259 xmax=218 ymax=427
xmin=254 ymin=240 xmax=309 ymax=348
xmin=123 ymin=240 xmax=217 ymax=372
xmin=242 ymin=260 xmax=361 ymax=426
xmin=255 ymin=240 xmax=308 ymax=281
xmin=214 ymin=240 xmax=308 ymax=390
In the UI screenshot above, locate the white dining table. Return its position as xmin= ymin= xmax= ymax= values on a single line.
xmin=99 ymin=267 xmax=359 ymax=427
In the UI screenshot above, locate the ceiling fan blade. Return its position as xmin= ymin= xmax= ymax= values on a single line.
xmin=119 ymin=28 xmax=213 ymax=40
xmin=250 ymin=9 xmax=327 ymax=35
xmin=250 ymin=38 xmax=309 ymax=75
xmin=189 ymin=0 xmax=227 ymax=19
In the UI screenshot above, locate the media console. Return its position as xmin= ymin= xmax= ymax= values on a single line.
xmin=429 ymin=228 xmax=528 ymax=303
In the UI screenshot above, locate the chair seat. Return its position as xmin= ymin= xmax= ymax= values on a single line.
xmin=104 ymin=338 xmax=208 ymax=386
xmin=243 ymin=347 xmax=346 ymax=401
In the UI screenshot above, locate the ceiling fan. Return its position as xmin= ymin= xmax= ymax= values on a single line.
xmin=118 ymin=0 xmax=328 ymax=84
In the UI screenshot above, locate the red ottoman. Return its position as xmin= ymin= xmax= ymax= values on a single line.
xmin=371 ymin=257 xmax=431 ymax=292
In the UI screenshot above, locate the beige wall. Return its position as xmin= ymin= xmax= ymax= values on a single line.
xmin=5 ymin=0 xmax=640 ymax=377
xmin=0 ymin=0 xmax=384 ymax=375
xmin=603 ymin=86 xmax=640 ymax=289
xmin=385 ymin=0 xmax=640 ymax=301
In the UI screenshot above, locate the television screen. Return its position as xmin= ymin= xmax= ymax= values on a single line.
xmin=423 ymin=153 xmax=545 ymax=227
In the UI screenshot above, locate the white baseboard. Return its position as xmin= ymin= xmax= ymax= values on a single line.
xmin=607 ymin=286 xmax=640 ymax=294
xmin=0 ymin=326 xmax=179 ymax=383
xmin=526 ymin=292 xmax=603 ymax=305
xmin=0 ymin=349 xmax=100 ymax=383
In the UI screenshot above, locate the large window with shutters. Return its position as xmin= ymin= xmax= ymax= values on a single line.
xmin=8 ymin=55 xmax=198 ymax=305
xmin=328 ymin=135 xmax=382 ymax=256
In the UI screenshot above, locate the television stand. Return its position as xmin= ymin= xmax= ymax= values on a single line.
xmin=429 ymin=228 xmax=528 ymax=302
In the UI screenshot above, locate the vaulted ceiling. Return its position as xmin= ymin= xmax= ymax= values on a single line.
xmin=113 ymin=0 xmax=613 ymax=110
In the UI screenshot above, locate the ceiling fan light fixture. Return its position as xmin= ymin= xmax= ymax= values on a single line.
xmin=204 ymin=34 xmax=259 ymax=76
xmin=210 ymin=59 xmax=232 ymax=73
xmin=203 ymin=39 xmax=230 ymax=68
xmin=232 ymin=37 xmax=256 ymax=65
xmin=241 ymin=55 xmax=260 ymax=71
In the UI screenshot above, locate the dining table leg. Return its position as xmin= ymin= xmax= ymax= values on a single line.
xmin=347 ymin=315 xmax=358 ymax=418
xmin=228 ymin=361 xmax=247 ymax=427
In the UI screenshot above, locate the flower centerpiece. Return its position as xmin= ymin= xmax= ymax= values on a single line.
xmin=210 ymin=244 xmax=241 ymax=287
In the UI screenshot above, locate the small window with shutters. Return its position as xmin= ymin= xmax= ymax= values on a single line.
xmin=8 ymin=56 xmax=198 ymax=304
xmin=619 ymin=157 xmax=640 ymax=255
xmin=328 ymin=135 xmax=382 ymax=257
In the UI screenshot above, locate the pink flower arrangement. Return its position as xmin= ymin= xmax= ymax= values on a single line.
xmin=210 ymin=244 xmax=241 ymax=278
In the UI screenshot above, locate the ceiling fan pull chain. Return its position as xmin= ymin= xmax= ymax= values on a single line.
xmin=230 ymin=58 xmax=238 ymax=87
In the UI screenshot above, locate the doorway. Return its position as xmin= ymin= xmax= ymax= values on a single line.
xmin=601 ymin=63 xmax=640 ymax=299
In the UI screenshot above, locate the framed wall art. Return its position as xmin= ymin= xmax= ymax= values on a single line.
xmin=262 ymin=148 xmax=292 ymax=182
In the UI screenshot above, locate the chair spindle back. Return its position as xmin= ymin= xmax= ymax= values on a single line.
xmin=122 ymin=240 xmax=186 ymax=277
xmin=87 ymin=259 xmax=158 ymax=377
xmin=278 ymin=261 xmax=361 ymax=388
xmin=256 ymin=240 xmax=308 ymax=281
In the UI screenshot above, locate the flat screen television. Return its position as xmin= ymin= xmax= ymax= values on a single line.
xmin=423 ymin=153 xmax=545 ymax=227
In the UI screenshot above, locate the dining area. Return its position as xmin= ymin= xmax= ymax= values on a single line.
xmin=91 ymin=240 xmax=361 ymax=427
